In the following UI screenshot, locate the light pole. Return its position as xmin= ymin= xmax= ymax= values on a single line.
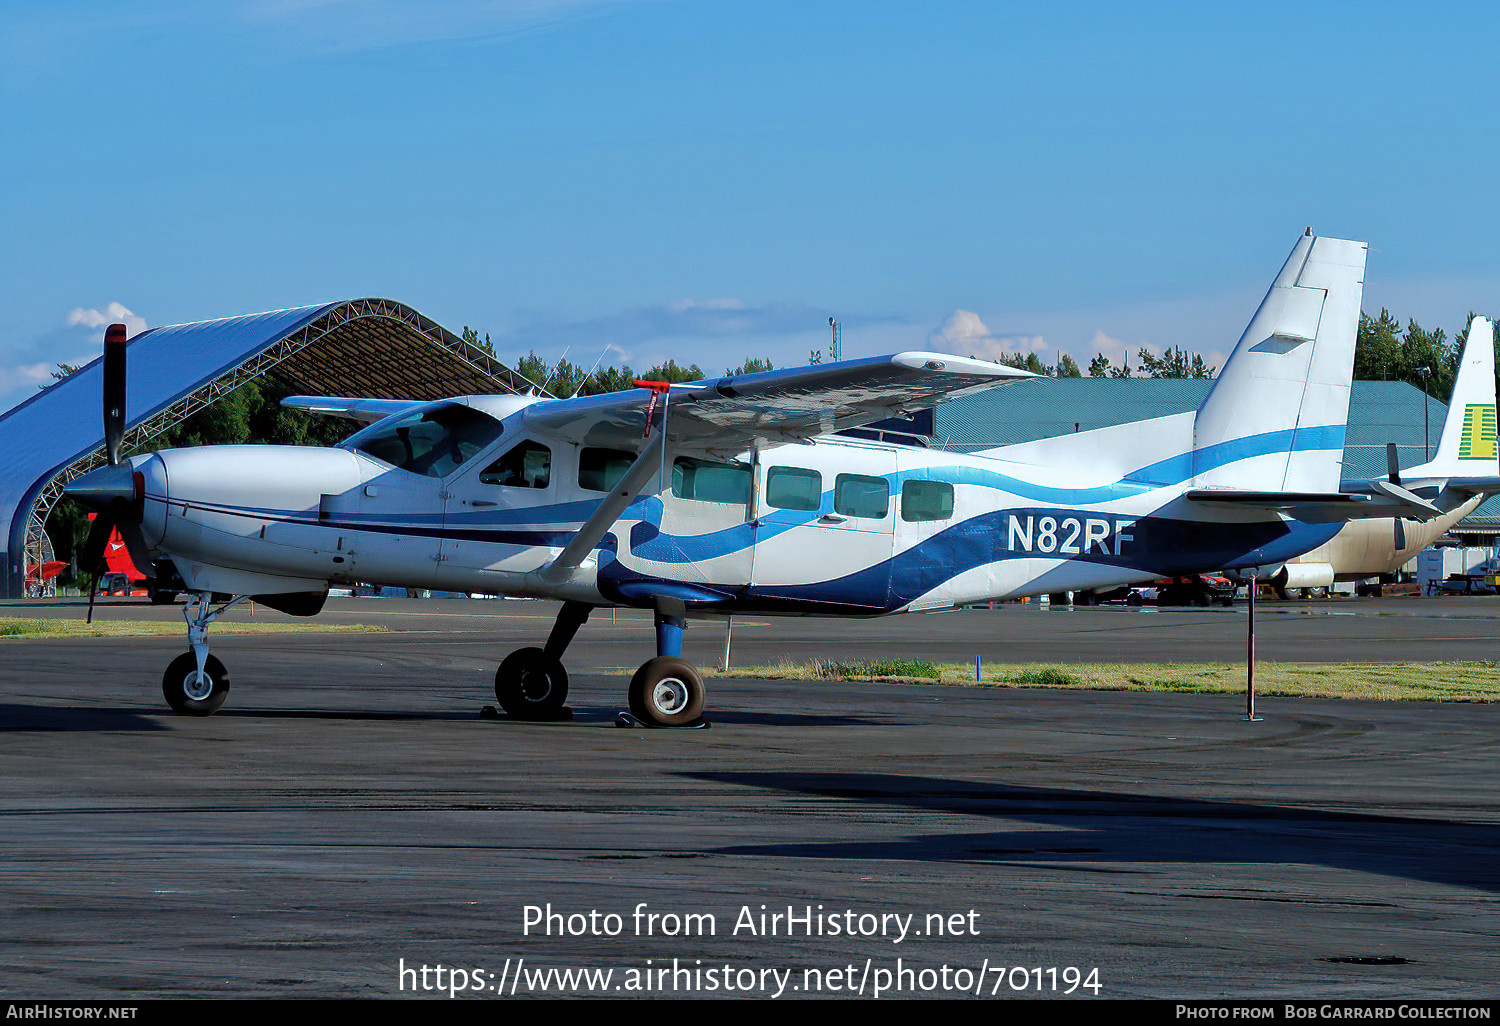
xmin=1418 ymin=366 xmax=1432 ymax=460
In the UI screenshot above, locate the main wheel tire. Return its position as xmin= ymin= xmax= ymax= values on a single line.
xmin=1309 ymin=586 xmax=1329 ymax=599
xmin=628 ymin=656 xmax=705 ymax=727
xmin=162 ymin=652 xmax=230 ymax=716
xmin=495 ymin=647 xmax=569 ymax=719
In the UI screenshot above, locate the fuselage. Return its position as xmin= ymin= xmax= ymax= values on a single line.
xmin=129 ymin=398 xmax=1341 ymax=615
xmin=1279 ymin=497 xmax=1482 ymax=584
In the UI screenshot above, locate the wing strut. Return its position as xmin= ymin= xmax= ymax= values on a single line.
xmin=536 ymin=420 xmax=668 ymax=585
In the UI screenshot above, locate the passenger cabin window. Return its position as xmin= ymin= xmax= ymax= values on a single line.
xmin=672 ymin=457 xmax=751 ymax=505
xmin=346 ymin=404 xmax=505 ymax=478
xmin=479 ymin=440 xmax=551 ymax=488
xmin=766 ymin=466 xmax=821 ymax=511
xmin=901 ymin=480 xmax=954 ymax=522
xmin=579 ymin=447 xmax=635 ymax=492
xmin=834 ymin=474 xmax=889 ymax=519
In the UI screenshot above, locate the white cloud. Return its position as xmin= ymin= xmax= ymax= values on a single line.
xmin=0 ymin=361 xmax=56 ymax=395
xmin=1089 ymin=329 xmax=1126 ymax=355
xmin=926 ymin=309 xmax=1047 ymax=363
xmin=66 ymin=302 xmax=147 ymax=337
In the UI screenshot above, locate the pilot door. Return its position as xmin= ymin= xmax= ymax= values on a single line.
xmin=438 ymin=436 xmax=558 ymax=582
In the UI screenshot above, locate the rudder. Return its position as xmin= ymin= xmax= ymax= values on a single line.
xmin=1191 ymin=231 xmax=1367 ymax=492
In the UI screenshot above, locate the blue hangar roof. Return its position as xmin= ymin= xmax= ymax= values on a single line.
xmin=0 ymin=298 xmax=537 ymax=598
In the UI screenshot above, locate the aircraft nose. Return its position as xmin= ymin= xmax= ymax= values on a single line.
xmin=65 ymin=463 xmax=139 ymax=510
xmin=66 ymin=455 xmax=170 ymax=548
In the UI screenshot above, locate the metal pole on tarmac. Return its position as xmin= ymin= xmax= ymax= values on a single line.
xmin=1245 ymin=569 xmax=1262 ymax=722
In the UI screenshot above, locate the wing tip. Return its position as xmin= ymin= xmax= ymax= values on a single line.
xmin=890 ymin=352 xmax=1038 ymax=378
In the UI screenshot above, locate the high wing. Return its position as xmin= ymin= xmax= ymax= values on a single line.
xmin=528 ymin=352 xmax=1033 ymax=584
xmin=519 ymin=352 xmax=1034 ymax=456
xmin=280 ymin=396 xmax=426 ymax=424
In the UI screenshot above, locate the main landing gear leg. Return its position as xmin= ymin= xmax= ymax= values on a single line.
xmin=624 ymin=611 xmax=707 ymax=727
xmin=493 ymin=601 xmax=591 ymax=720
xmin=161 ymin=592 xmax=245 ymax=716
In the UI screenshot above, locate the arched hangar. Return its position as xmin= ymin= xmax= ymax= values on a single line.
xmin=0 ymin=298 xmax=535 ymax=599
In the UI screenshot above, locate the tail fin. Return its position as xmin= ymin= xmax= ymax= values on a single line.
xmin=1405 ymin=316 xmax=1497 ymax=479
xmin=1191 ymin=230 xmax=1367 ymax=492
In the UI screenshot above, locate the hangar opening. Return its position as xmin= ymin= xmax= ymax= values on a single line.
xmin=0 ymin=298 xmax=537 ymax=599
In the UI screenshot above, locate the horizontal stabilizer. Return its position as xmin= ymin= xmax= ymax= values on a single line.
xmin=1431 ymin=475 xmax=1500 ymax=494
xmin=1186 ymin=489 xmax=1368 ymax=505
xmin=1185 ymin=486 xmax=1442 ymax=522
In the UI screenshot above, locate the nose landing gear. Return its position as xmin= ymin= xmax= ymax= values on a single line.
xmin=161 ymin=592 xmax=245 ymax=716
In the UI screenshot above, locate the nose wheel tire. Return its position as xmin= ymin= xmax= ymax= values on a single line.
xmin=495 ymin=647 xmax=569 ymax=719
xmin=628 ymin=656 xmax=705 ymax=727
xmin=162 ymin=653 xmax=230 ymax=716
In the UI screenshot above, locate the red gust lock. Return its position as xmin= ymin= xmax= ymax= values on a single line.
xmin=635 ymin=380 xmax=671 ymax=437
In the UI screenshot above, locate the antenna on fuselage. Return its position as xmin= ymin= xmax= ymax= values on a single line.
xmin=537 ymin=346 xmax=571 ymax=397
xmin=575 ymin=344 xmax=614 ymax=397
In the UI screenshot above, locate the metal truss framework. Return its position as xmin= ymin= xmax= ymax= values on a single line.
xmin=23 ymin=299 xmax=532 ymax=584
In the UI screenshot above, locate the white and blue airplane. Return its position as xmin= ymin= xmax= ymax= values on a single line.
xmin=67 ymin=231 xmax=1438 ymax=726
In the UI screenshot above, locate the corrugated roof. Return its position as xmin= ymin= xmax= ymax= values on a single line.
xmin=2 ymin=304 xmax=336 ymax=532
xmin=2 ymin=298 xmax=537 ymax=597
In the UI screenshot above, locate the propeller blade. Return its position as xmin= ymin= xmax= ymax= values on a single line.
xmin=81 ymin=514 xmax=113 ymax=626
xmin=103 ymin=323 xmax=127 ymax=466
xmin=80 ymin=514 xmax=114 ymax=578
xmin=86 ymin=572 xmax=101 ymax=625
xmin=1386 ymin=442 xmax=1400 ymax=485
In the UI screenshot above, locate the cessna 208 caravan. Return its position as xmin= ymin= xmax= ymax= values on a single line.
xmin=67 ymin=231 xmax=1448 ymax=726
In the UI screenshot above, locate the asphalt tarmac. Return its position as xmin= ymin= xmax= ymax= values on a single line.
xmin=3 ymin=595 xmax=1499 ymax=1001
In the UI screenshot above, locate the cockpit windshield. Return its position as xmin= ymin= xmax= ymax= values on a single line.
xmin=343 ymin=403 xmax=505 ymax=478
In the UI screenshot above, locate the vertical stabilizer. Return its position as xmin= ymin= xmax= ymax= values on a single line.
xmin=1191 ymin=232 xmax=1367 ymax=491
xmin=1406 ymin=316 xmax=1497 ymax=478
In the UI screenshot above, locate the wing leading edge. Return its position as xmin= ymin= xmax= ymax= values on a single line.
xmin=518 ymin=352 xmax=1033 ymax=454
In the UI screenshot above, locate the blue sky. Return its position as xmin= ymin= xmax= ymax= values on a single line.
xmin=4 ymin=0 xmax=1498 ymax=410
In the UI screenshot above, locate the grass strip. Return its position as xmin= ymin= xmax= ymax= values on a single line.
xmin=0 ymin=617 xmax=383 ymax=640
xmin=704 ymin=659 xmax=1500 ymax=703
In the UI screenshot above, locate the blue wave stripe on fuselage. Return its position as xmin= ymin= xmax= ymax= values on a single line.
xmin=599 ymin=509 xmax=1343 ymax=613
xmin=1130 ymin=424 xmax=1347 ymax=487
xmin=618 ymin=423 xmax=1348 ymax=565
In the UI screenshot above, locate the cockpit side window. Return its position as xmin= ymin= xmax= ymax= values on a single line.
xmin=346 ymin=404 xmax=505 ymax=478
xmin=480 ymin=440 xmax=552 ymax=489
xmin=579 ymin=447 xmax=635 ymax=492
